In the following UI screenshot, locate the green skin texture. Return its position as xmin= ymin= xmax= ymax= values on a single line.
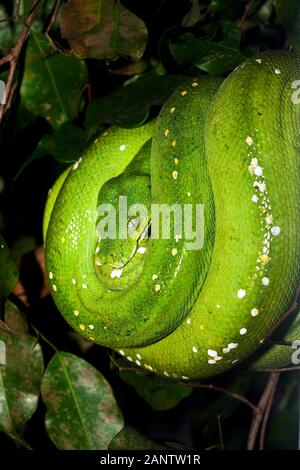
xmin=45 ymin=52 xmax=300 ymax=380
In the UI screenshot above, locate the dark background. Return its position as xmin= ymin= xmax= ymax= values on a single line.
xmin=0 ymin=0 xmax=299 ymax=451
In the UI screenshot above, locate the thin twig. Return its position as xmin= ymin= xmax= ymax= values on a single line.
xmin=217 ymin=414 xmax=224 ymax=450
xmin=108 ymin=352 xmax=144 ymax=373
xmin=179 ymin=382 xmax=258 ymax=413
xmin=0 ymin=0 xmax=41 ymax=124
xmin=259 ymin=373 xmax=279 ymax=449
xmin=45 ymin=0 xmax=64 ymax=53
xmin=247 ymin=372 xmax=280 ymax=450
xmin=45 ymin=0 xmax=62 ymax=34
xmin=255 ymin=365 xmax=300 ymax=373
xmin=238 ymin=0 xmax=256 ymax=28
xmin=0 ymin=15 xmax=25 ymax=24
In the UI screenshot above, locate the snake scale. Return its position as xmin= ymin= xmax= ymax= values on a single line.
xmin=44 ymin=51 xmax=300 ymax=380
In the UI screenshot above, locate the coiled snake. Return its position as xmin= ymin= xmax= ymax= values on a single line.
xmin=44 ymin=52 xmax=300 ymax=380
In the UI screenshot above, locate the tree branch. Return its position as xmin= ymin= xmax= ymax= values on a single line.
xmin=238 ymin=0 xmax=256 ymax=28
xmin=45 ymin=0 xmax=62 ymax=34
xmin=254 ymin=365 xmax=300 ymax=373
xmin=0 ymin=0 xmax=41 ymax=124
xmin=259 ymin=374 xmax=278 ymax=450
xmin=247 ymin=372 xmax=280 ymax=450
xmin=179 ymin=381 xmax=258 ymax=413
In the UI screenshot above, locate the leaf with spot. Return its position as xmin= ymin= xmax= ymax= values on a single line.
xmin=170 ymin=21 xmax=257 ymax=75
xmin=0 ymin=301 xmax=44 ymax=446
xmin=275 ymin=0 xmax=300 ymax=53
xmin=60 ymin=0 xmax=148 ymax=61
xmin=109 ymin=425 xmax=168 ymax=450
xmin=85 ymin=73 xmax=188 ymax=131
xmin=0 ymin=234 xmax=18 ymax=305
xmin=20 ymin=32 xmax=88 ymax=128
xmin=41 ymin=352 xmax=124 ymax=449
xmin=119 ymin=369 xmax=191 ymax=411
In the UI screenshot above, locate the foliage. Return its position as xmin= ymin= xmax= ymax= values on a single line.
xmin=0 ymin=0 xmax=299 ymax=450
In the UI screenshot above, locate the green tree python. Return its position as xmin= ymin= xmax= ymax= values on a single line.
xmin=44 ymin=51 xmax=300 ymax=380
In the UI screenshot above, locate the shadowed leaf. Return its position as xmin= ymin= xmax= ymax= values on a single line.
xmin=20 ymin=32 xmax=88 ymax=128
xmin=170 ymin=21 xmax=257 ymax=75
xmin=60 ymin=0 xmax=148 ymax=61
xmin=0 ymin=234 xmax=18 ymax=304
xmin=85 ymin=73 xmax=188 ymax=131
xmin=41 ymin=352 xmax=124 ymax=449
xmin=109 ymin=425 xmax=168 ymax=450
xmin=17 ymin=122 xmax=89 ymax=177
xmin=119 ymin=370 xmax=191 ymax=411
xmin=0 ymin=301 xmax=43 ymax=438
xmin=275 ymin=0 xmax=300 ymax=52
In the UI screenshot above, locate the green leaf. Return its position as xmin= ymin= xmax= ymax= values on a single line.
xmin=0 ymin=301 xmax=44 ymax=440
xmin=119 ymin=370 xmax=191 ymax=411
xmin=17 ymin=122 xmax=88 ymax=177
xmin=275 ymin=0 xmax=300 ymax=52
xmin=3 ymin=301 xmax=28 ymax=335
xmin=41 ymin=352 xmax=124 ymax=449
xmin=170 ymin=21 xmax=255 ymax=75
xmin=38 ymin=122 xmax=88 ymax=162
xmin=20 ymin=32 xmax=88 ymax=128
xmin=85 ymin=73 xmax=188 ymax=130
xmin=60 ymin=0 xmax=148 ymax=61
xmin=0 ymin=234 xmax=18 ymax=304
xmin=191 ymin=373 xmax=251 ymax=430
xmin=109 ymin=426 xmax=168 ymax=450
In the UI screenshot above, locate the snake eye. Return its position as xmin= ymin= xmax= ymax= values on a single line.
xmin=127 ymin=216 xmax=140 ymax=234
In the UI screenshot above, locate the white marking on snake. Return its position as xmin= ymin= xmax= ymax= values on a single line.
xmin=251 ymin=308 xmax=259 ymax=317
xmin=271 ymin=226 xmax=281 ymax=236
xmin=207 ymin=349 xmax=217 ymax=357
xmin=237 ymin=289 xmax=246 ymax=299
xmin=262 ymin=277 xmax=270 ymax=286
xmin=111 ymin=268 xmax=123 ymax=279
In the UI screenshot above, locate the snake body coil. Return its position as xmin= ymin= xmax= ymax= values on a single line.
xmin=45 ymin=52 xmax=300 ymax=380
